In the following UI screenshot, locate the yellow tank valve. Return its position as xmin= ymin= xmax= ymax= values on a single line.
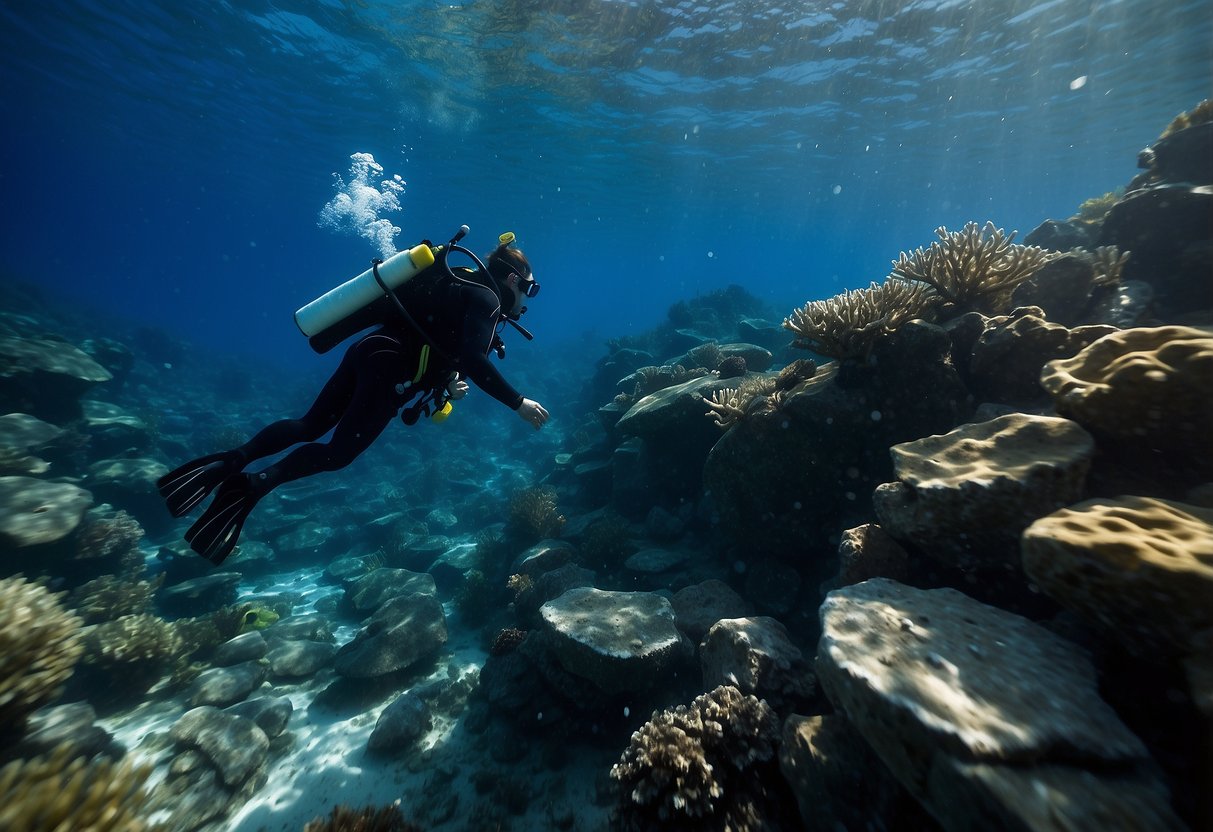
xmin=431 ymin=401 xmax=453 ymax=423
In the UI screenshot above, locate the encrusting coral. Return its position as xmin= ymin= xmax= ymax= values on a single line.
xmin=890 ymin=221 xmax=1054 ymax=315
xmin=0 ymin=744 xmax=158 ymax=831
xmin=611 ymin=684 xmax=782 ymax=831
xmin=782 ymin=279 xmax=937 ymax=359
xmin=0 ymin=576 xmax=84 ymax=738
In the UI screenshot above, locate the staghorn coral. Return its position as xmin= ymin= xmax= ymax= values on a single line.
xmin=611 ymin=685 xmax=781 ymax=831
xmin=0 ymin=744 xmax=158 ymax=832
xmin=69 ymin=573 xmax=165 ymax=624
xmin=703 ymin=375 xmax=780 ymax=430
xmin=304 ymin=802 xmax=421 ymax=831
xmin=890 ymin=221 xmax=1054 ymax=315
xmin=507 ymin=486 xmax=566 ymax=541
xmin=783 ymin=279 xmax=937 ymax=359
xmin=1088 ymin=245 xmax=1131 ymax=289
xmin=0 ymin=576 xmax=84 ymax=737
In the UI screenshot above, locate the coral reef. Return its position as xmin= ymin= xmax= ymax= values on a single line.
xmin=68 ymin=573 xmax=164 ymax=624
xmin=782 ymin=279 xmax=937 ymax=359
xmin=0 ymin=576 xmax=84 ymax=738
xmin=715 ymin=354 xmax=747 ymax=379
xmin=490 ymin=627 xmax=528 ymax=656
xmin=73 ymin=506 xmax=146 ymax=578
xmin=303 ymin=802 xmax=422 ymax=831
xmin=702 ymin=374 xmax=779 ymax=431
xmin=0 ymin=744 xmax=158 ymax=832
xmin=611 ymin=685 xmax=783 ymax=831
xmin=890 ymin=221 xmax=1054 ymax=315
xmin=81 ymin=613 xmax=186 ymax=699
xmin=1160 ymin=98 xmax=1213 ymax=138
xmin=577 ymin=513 xmax=637 ymax=568
xmin=1070 ymin=191 xmax=1122 ymax=226
xmin=686 ymin=341 xmax=724 ymax=371
xmin=506 ymin=486 xmax=566 ymax=541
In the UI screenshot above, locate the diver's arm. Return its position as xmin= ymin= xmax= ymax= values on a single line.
xmin=457 ymin=288 xmax=525 ymax=410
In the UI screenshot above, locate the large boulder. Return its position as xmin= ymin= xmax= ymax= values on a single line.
xmin=367 ymin=692 xmax=431 ymax=754
xmin=873 ymin=413 xmax=1094 ymax=571
xmin=80 ymin=400 xmax=154 ymax=458
xmin=187 ymin=660 xmax=270 ymax=708
xmin=0 ymin=413 xmax=65 ymax=475
xmin=671 ymin=579 xmax=751 ymax=641
xmin=333 ymin=592 xmax=447 ymax=678
xmin=170 ymin=706 xmax=269 ymax=788
xmin=265 ymin=639 xmax=336 ymax=679
xmin=538 ymin=587 xmax=691 ymax=694
xmin=344 ymin=567 xmax=436 ymax=614
xmin=700 ymin=617 xmax=814 ymax=711
xmin=0 ymin=475 xmax=92 ymax=548
xmin=0 ymin=336 xmax=112 ymax=423
xmin=817 ymin=579 xmax=1180 ymax=831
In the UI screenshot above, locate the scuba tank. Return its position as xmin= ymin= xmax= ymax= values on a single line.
xmin=294 ymin=243 xmax=436 ymax=353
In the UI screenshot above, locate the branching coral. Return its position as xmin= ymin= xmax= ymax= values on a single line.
xmin=75 ymin=507 xmax=145 ymax=567
xmin=69 ymin=573 xmax=165 ymax=624
xmin=890 ymin=221 xmax=1054 ymax=315
xmin=702 ymin=375 xmax=779 ymax=430
xmin=611 ymin=685 xmax=781 ymax=831
xmin=304 ymin=801 xmax=421 ymax=831
xmin=1069 ymin=191 xmax=1122 ymax=226
xmin=0 ymin=576 xmax=84 ymax=737
xmin=1088 ymin=245 xmax=1131 ymax=289
xmin=0 ymin=744 xmax=158 ymax=832
xmin=82 ymin=613 xmax=185 ymax=669
xmin=507 ymin=486 xmax=566 ymax=541
xmin=783 ymin=279 xmax=937 ymax=359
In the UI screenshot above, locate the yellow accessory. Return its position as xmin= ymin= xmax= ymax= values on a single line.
xmin=431 ymin=400 xmax=453 ymax=423
xmin=413 ymin=344 xmax=431 ymax=383
xmin=239 ymin=607 xmax=280 ymax=633
xmin=498 ymin=231 xmax=516 ymax=247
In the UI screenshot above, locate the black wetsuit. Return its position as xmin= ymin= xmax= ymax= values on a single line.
xmin=233 ymin=270 xmax=522 ymax=492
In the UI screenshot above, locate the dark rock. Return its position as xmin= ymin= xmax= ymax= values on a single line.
xmin=671 ymin=579 xmax=751 ymax=641
xmin=333 ymin=592 xmax=448 ymax=678
xmin=744 ymin=559 xmax=803 ymax=616
xmin=266 ymin=639 xmax=336 ymax=678
xmin=822 ymin=524 xmax=909 ymax=593
xmin=1138 ymin=120 xmax=1213 ymax=185
xmin=16 ymin=702 xmax=116 ymax=761
xmin=212 ymin=632 xmax=268 ymax=667
xmin=623 ymin=547 xmax=689 ymax=573
xmin=224 ymin=696 xmax=293 ymax=739
xmin=265 ymin=614 xmax=334 ymax=643
xmin=170 ymin=706 xmax=269 ymax=788
xmin=0 ymin=335 xmax=112 ymax=424
xmin=1008 ymin=254 xmax=1099 ymax=326
xmin=1084 ymin=279 xmax=1154 ymax=328
xmin=367 ymin=693 xmax=431 ymax=753
xmin=1024 ymin=218 xmax=1095 ymax=252
xmin=187 ymin=660 xmax=270 ymax=708
xmin=159 ymin=572 xmax=242 ymax=617
xmin=510 ymin=539 xmax=574 ymax=577
xmin=700 ymin=617 xmax=815 ymax=711
xmin=345 ymin=568 xmax=436 ymax=614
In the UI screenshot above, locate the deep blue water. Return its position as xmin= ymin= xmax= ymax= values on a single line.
xmin=2 ymin=0 xmax=1210 ymax=367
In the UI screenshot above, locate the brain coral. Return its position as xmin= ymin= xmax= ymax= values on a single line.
xmin=610 ymin=685 xmax=781 ymax=831
xmin=1040 ymin=325 xmax=1213 ymax=477
xmin=1022 ymin=496 xmax=1213 ymax=659
xmin=0 ymin=576 xmax=84 ymax=738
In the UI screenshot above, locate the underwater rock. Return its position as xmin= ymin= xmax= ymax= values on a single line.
xmin=424 ymin=507 xmax=458 ymax=530
xmin=0 ymin=475 xmax=92 ymax=548
xmin=512 ymin=562 xmax=596 ymax=629
xmin=1041 ymin=325 xmax=1213 ymax=483
xmin=644 ymin=503 xmax=689 ymax=542
xmin=367 ymin=692 xmax=431 ymax=754
xmin=0 ymin=413 xmax=65 ymax=475
xmin=80 ymin=400 xmax=152 ymax=458
xmin=187 ymin=659 xmax=270 ymax=708
xmin=671 ymin=579 xmax=751 ymax=641
xmin=15 ymin=701 xmax=116 ymax=761
xmin=743 ymin=558 xmax=803 ymax=616
xmin=224 ymin=695 xmax=293 ymax=739
xmin=821 ymin=523 xmax=909 ymax=593
xmin=84 ymin=457 xmax=168 ymax=531
xmin=817 ymin=579 xmax=1180 ymax=831
xmin=0 ymin=335 xmax=112 ymax=424
xmin=1137 ymin=119 xmax=1213 ymax=186
xmin=266 ymin=638 xmax=336 ymax=678
xmin=720 ymin=342 xmax=774 ymax=372
xmin=966 ymin=307 xmax=1116 ymax=404
xmin=344 ymin=567 xmax=436 ymax=614
xmin=212 ymin=631 xmax=269 ymax=667
xmin=1085 ymin=278 xmax=1153 ymax=329
xmin=1008 ymin=255 xmax=1100 ymax=327
xmin=510 ymin=539 xmax=574 ymax=577
xmin=623 ymin=547 xmax=689 ymax=574
xmin=158 ymin=572 xmax=242 ymax=617
xmin=617 ymin=374 xmax=735 ymax=439
xmin=333 ymin=591 xmax=448 ymax=678
xmin=537 ymin=587 xmax=691 ymax=694
xmin=264 ymin=614 xmax=334 ymax=644
xmin=1023 ymin=497 xmax=1213 ymax=661
xmin=271 ymin=520 xmax=336 ymax=561
xmin=223 ymin=540 xmax=277 ymax=576
xmin=1098 ymin=184 xmax=1213 ymax=314
xmin=873 ymin=413 xmax=1094 ymax=572
xmin=170 ymin=706 xmax=270 ymax=788
xmin=1024 ymin=217 xmax=1096 ymax=252
xmin=700 ymin=617 xmax=815 ymax=712
xmin=779 ymin=713 xmax=931 ymax=832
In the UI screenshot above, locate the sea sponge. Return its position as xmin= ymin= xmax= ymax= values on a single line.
xmin=890 ymin=221 xmax=1055 ymax=315
xmin=0 ymin=744 xmax=157 ymax=832
xmin=783 ymin=279 xmax=937 ymax=359
xmin=0 ymin=576 xmax=84 ymax=737
xmin=1040 ymin=325 xmax=1213 ymax=474
xmin=611 ymin=685 xmax=781 ymax=831
xmin=1022 ymin=497 xmax=1213 ymax=658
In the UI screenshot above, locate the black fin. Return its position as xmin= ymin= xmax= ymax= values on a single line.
xmin=157 ymin=451 xmax=245 ymax=518
xmin=184 ymin=474 xmax=261 ymax=564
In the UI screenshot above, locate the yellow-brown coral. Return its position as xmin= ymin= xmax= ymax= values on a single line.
xmin=783 ymin=279 xmax=937 ymax=359
xmin=890 ymin=221 xmax=1054 ymax=315
xmin=1160 ymin=98 xmax=1213 ymax=138
xmin=0 ymin=576 xmax=84 ymax=736
xmin=82 ymin=613 xmax=185 ymax=668
xmin=69 ymin=573 xmax=165 ymax=624
xmin=0 ymin=744 xmax=157 ymax=832
xmin=702 ymin=375 xmax=777 ymax=430
xmin=507 ymin=486 xmax=566 ymax=540
xmin=304 ymin=801 xmax=420 ymax=831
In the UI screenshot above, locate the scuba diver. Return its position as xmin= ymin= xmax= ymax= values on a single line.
xmin=157 ymin=227 xmax=549 ymax=565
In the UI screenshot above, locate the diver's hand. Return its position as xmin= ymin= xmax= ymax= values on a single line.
xmin=447 ymin=379 xmax=469 ymax=400
xmin=516 ymin=398 xmax=549 ymax=430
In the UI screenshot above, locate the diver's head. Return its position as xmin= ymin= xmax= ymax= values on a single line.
xmin=486 ymin=232 xmax=539 ymax=319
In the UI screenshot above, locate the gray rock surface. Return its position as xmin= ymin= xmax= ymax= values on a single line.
xmin=266 ymin=614 xmax=334 ymax=643
xmin=212 ymin=631 xmax=268 ymax=667
xmin=623 ymin=547 xmax=689 ymax=573
xmin=334 ymin=591 xmax=448 ymax=678
xmin=538 ymin=587 xmax=691 ymax=694
xmin=224 ymin=696 xmax=293 ymax=739
xmin=16 ymin=702 xmax=115 ymax=760
xmin=816 ymin=579 xmax=1180 ymax=830
xmin=187 ymin=660 xmax=270 ymax=708
xmin=266 ymin=638 xmax=336 ymax=678
xmin=346 ymin=567 xmax=436 ymax=613
xmin=510 ymin=539 xmax=574 ymax=576
xmin=700 ymin=616 xmax=814 ymax=709
xmin=671 ymin=579 xmax=751 ymax=641
xmin=171 ymin=706 xmax=270 ymax=787
xmin=0 ymin=476 xmax=92 ymax=547
xmin=367 ymin=692 xmax=431 ymax=753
